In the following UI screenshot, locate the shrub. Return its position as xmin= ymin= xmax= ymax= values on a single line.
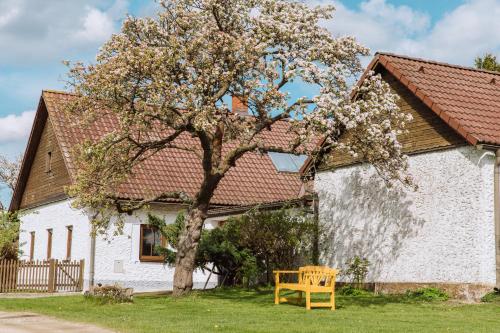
xmin=343 ymin=256 xmax=370 ymax=289
xmin=0 ymin=212 xmax=20 ymax=260
xmin=338 ymin=284 xmax=372 ymax=296
xmin=84 ymin=284 xmax=133 ymax=304
xmin=153 ymin=207 xmax=319 ymax=287
xmin=481 ymin=288 xmax=500 ymax=303
xmin=404 ymin=287 xmax=449 ymax=302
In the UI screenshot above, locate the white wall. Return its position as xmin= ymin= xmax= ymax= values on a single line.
xmin=93 ymin=206 xmax=221 ymax=292
xmin=19 ymin=201 xmax=223 ymax=292
xmin=19 ymin=200 xmax=91 ymax=264
xmin=315 ymin=146 xmax=496 ymax=285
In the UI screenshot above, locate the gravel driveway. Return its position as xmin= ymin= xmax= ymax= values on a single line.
xmin=0 ymin=311 xmax=115 ymax=333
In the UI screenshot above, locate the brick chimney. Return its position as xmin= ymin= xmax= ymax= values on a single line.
xmin=232 ymin=95 xmax=248 ymax=116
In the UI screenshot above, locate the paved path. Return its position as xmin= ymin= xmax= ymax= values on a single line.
xmin=0 ymin=311 xmax=115 ymax=333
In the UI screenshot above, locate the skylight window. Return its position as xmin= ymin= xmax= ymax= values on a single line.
xmin=268 ymin=152 xmax=308 ymax=173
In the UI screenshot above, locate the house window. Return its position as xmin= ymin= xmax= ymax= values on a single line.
xmin=66 ymin=226 xmax=73 ymax=260
xmin=47 ymin=229 xmax=53 ymax=259
xmin=45 ymin=151 xmax=52 ymax=173
xmin=139 ymin=225 xmax=164 ymax=262
xmin=29 ymin=232 xmax=35 ymax=260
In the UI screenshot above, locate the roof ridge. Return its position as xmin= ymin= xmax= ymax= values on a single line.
xmin=42 ymin=89 xmax=78 ymax=96
xmin=376 ymin=52 xmax=500 ymax=77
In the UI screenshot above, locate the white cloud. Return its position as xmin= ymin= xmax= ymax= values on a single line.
xmin=75 ymin=7 xmax=115 ymax=42
xmin=358 ymin=0 xmax=430 ymax=35
xmin=317 ymin=0 xmax=500 ymax=66
xmin=402 ymin=0 xmax=500 ymax=64
xmin=0 ymin=0 xmax=127 ymax=66
xmin=0 ymin=6 xmax=18 ymax=27
xmin=0 ymin=110 xmax=35 ymax=143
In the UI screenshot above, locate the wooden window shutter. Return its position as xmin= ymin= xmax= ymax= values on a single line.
xmin=30 ymin=232 xmax=35 ymax=260
xmin=66 ymin=226 xmax=73 ymax=260
xmin=47 ymin=229 xmax=53 ymax=259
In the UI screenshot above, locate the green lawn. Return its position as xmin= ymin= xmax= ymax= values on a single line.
xmin=0 ymin=288 xmax=499 ymax=333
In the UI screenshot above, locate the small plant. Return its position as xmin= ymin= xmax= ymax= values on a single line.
xmin=338 ymin=284 xmax=372 ymax=296
xmin=481 ymin=288 xmax=500 ymax=303
xmin=84 ymin=284 xmax=133 ymax=304
xmin=404 ymin=287 xmax=449 ymax=302
xmin=344 ymin=256 xmax=370 ymax=289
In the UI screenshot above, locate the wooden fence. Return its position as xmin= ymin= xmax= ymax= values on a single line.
xmin=0 ymin=259 xmax=84 ymax=293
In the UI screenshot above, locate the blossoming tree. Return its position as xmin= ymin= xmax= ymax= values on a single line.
xmin=0 ymin=154 xmax=20 ymax=211
xmin=66 ymin=0 xmax=412 ymax=295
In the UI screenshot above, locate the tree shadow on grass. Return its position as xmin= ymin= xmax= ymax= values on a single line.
xmin=142 ymin=287 xmax=432 ymax=310
xmin=199 ymin=287 xmax=276 ymax=304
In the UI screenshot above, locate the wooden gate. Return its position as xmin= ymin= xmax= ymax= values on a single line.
xmin=0 ymin=259 xmax=84 ymax=293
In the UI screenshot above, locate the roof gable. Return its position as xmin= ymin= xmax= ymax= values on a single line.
xmin=371 ymin=52 xmax=500 ymax=146
xmin=10 ymin=97 xmax=72 ymax=210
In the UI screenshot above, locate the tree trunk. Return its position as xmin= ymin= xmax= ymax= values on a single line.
xmin=172 ymin=205 xmax=207 ymax=296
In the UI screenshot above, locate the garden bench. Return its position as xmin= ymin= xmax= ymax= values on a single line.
xmin=274 ymin=266 xmax=338 ymax=310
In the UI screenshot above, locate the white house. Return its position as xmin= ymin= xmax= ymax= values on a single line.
xmin=10 ymin=93 xmax=307 ymax=292
xmin=12 ymin=52 xmax=500 ymax=300
xmin=305 ymin=52 xmax=500 ymax=300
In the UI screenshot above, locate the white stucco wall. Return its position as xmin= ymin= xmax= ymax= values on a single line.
xmin=19 ymin=200 xmax=222 ymax=292
xmin=18 ymin=200 xmax=91 ymax=264
xmin=315 ymin=146 xmax=496 ymax=286
xmin=93 ymin=206 xmax=221 ymax=292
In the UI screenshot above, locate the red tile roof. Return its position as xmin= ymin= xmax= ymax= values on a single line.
xmin=300 ymin=52 xmax=500 ymax=176
xmin=369 ymin=52 xmax=500 ymax=145
xmin=41 ymin=91 xmax=305 ymax=207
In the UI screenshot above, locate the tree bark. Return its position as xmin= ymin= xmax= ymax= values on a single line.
xmin=172 ymin=204 xmax=207 ymax=296
xmin=172 ymin=128 xmax=225 ymax=296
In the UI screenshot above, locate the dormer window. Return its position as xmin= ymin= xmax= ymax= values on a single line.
xmin=268 ymin=152 xmax=307 ymax=173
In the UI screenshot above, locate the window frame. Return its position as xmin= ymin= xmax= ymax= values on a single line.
xmin=45 ymin=151 xmax=52 ymax=173
xmin=139 ymin=224 xmax=165 ymax=262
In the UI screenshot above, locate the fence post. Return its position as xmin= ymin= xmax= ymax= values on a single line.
xmin=78 ymin=259 xmax=85 ymax=291
xmin=47 ymin=259 xmax=56 ymax=293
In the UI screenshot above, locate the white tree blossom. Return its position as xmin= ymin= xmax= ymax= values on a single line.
xmin=65 ymin=0 xmax=412 ymax=295
xmin=0 ymin=154 xmax=21 ymax=211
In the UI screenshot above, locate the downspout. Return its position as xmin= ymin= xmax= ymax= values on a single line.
xmin=494 ymin=149 xmax=500 ymax=288
xmin=312 ymin=193 xmax=320 ymax=265
xmin=89 ymin=232 xmax=96 ymax=290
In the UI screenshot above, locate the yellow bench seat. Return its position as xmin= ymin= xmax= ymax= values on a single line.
xmin=274 ymin=266 xmax=338 ymax=310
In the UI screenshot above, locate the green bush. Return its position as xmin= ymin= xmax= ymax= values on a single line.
xmin=338 ymin=285 xmax=372 ymax=296
xmin=0 ymin=212 xmax=20 ymax=260
xmin=481 ymin=288 xmax=500 ymax=303
xmin=151 ymin=207 xmax=319 ymax=287
xmin=404 ymin=287 xmax=449 ymax=302
xmin=84 ymin=284 xmax=133 ymax=304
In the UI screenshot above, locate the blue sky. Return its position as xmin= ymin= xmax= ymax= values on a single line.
xmin=1 ymin=0 xmax=500 ymax=207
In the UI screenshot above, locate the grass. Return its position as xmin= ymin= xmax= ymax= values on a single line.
xmin=1 ymin=288 xmax=500 ymax=333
